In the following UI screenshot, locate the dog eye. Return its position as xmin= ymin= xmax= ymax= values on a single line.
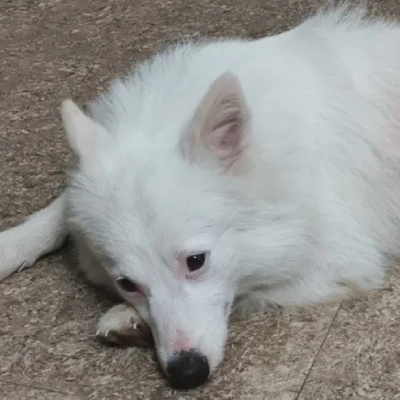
xmin=116 ymin=277 xmax=139 ymax=293
xmin=186 ymin=253 xmax=207 ymax=272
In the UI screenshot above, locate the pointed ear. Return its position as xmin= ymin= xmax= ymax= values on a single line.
xmin=61 ymin=99 xmax=107 ymax=166
xmin=182 ymin=72 xmax=249 ymax=166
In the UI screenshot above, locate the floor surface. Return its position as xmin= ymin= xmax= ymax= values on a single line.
xmin=1 ymin=0 xmax=400 ymax=399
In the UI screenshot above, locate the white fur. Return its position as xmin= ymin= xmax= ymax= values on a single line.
xmin=96 ymin=304 xmax=143 ymax=339
xmin=0 ymin=194 xmax=67 ymax=280
xmin=2 ymin=4 xmax=400 ymax=381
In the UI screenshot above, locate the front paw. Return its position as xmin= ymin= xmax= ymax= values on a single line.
xmin=96 ymin=304 xmax=153 ymax=348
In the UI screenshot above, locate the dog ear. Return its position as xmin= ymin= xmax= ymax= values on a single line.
xmin=61 ymin=99 xmax=107 ymax=166
xmin=182 ymin=72 xmax=249 ymax=167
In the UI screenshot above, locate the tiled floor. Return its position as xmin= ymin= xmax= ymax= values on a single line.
xmin=1 ymin=0 xmax=400 ymax=399
xmin=297 ymin=272 xmax=400 ymax=400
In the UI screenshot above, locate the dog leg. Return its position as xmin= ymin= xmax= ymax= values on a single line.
xmin=0 ymin=193 xmax=68 ymax=281
xmin=96 ymin=304 xmax=153 ymax=348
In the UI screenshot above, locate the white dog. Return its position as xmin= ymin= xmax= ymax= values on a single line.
xmin=1 ymin=4 xmax=400 ymax=389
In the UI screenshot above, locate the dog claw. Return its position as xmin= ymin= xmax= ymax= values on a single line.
xmin=96 ymin=304 xmax=154 ymax=348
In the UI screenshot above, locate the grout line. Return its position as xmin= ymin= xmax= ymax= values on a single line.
xmin=294 ymin=303 xmax=342 ymax=400
xmin=0 ymin=378 xmax=83 ymax=398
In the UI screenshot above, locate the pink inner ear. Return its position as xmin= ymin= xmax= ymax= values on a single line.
xmin=180 ymin=73 xmax=249 ymax=165
xmin=213 ymin=115 xmax=243 ymax=147
xmin=183 ymin=72 xmax=249 ymax=164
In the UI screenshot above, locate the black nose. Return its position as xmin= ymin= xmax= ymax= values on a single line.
xmin=166 ymin=350 xmax=210 ymax=389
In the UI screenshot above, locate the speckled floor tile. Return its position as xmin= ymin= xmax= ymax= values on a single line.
xmin=297 ymin=269 xmax=400 ymax=400
xmin=2 ymin=0 xmax=400 ymax=399
xmin=0 ymin=381 xmax=82 ymax=400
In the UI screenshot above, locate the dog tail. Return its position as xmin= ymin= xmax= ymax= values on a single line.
xmin=0 ymin=192 xmax=68 ymax=281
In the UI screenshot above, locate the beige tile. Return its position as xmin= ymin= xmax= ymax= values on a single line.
xmin=216 ymin=305 xmax=340 ymax=400
xmin=0 ymin=381 xmax=81 ymax=400
xmin=298 ymin=269 xmax=400 ymax=400
xmin=2 ymin=0 xmax=400 ymax=399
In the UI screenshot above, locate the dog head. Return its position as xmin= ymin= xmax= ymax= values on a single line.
xmin=62 ymin=72 xmax=296 ymax=389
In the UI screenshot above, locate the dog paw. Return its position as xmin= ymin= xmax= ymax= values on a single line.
xmin=96 ymin=304 xmax=153 ymax=348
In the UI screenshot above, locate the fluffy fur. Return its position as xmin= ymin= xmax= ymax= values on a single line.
xmin=1 ymin=4 xmax=400 ymax=387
